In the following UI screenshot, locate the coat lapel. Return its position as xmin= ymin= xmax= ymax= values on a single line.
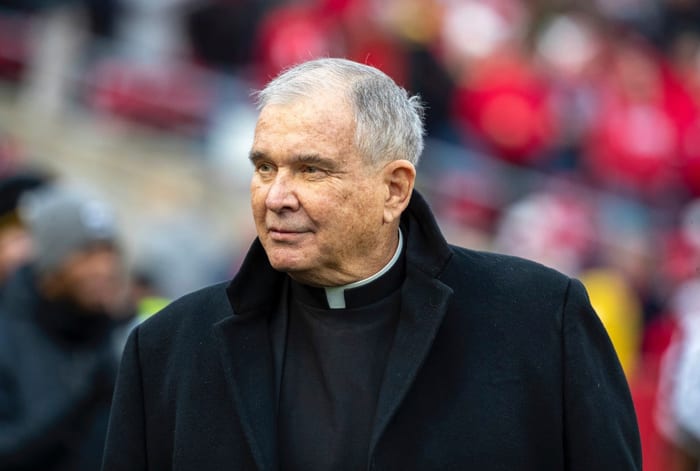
xmin=368 ymin=266 xmax=453 ymax=459
xmin=211 ymin=238 xmax=288 ymax=470
xmin=214 ymin=309 xmax=280 ymax=471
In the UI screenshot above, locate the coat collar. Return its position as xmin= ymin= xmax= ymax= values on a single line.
xmin=215 ymin=189 xmax=454 ymax=470
xmin=400 ymin=189 xmax=453 ymax=278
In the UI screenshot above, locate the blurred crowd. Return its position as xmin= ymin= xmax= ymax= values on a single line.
xmin=1 ymin=0 xmax=700 ymax=469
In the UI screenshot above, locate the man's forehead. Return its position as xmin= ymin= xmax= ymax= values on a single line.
xmin=251 ymin=93 xmax=359 ymax=163
xmin=259 ymin=92 xmax=352 ymax=119
xmin=255 ymin=98 xmax=355 ymax=139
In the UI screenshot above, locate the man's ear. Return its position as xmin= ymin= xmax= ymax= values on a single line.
xmin=382 ymin=159 xmax=416 ymax=224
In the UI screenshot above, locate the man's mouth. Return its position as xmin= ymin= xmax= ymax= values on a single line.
xmin=268 ymin=227 xmax=309 ymax=242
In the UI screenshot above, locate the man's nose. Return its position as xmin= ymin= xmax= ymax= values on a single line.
xmin=265 ymin=173 xmax=300 ymax=212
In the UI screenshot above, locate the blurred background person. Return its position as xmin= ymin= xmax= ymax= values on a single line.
xmin=0 ymin=183 xmax=134 ymax=471
xmin=127 ymin=268 xmax=170 ymax=323
xmin=0 ymin=170 xmax=48 ymax=292
xmin=655 ymin=198 xmax=700 ymax=471
xmin=657 ymin=278 xmax=700 ymax=471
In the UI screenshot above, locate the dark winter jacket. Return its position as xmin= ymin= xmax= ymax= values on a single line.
xmin=0 ymin=266 xmax=123 ymax=471
xmin=102 ymin=191 xmax=641 ymax=470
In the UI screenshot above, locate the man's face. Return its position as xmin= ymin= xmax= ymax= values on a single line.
xmin=44 ymin=245 xmax=127 ymax=316
xmin=250 ymin=95 xmax=390 ymax=287
xmin=0 ymin=224 xmax=32 ymax=282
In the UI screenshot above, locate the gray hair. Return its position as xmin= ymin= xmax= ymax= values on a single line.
xmin=254 ymin=58 xmax=425 ymax=166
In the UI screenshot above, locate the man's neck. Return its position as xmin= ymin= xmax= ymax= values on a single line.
xmin=323 ymin=229 xmax=403 ymax=309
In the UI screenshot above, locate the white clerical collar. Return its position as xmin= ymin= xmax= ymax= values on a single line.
xmin=324 ymin=229 xmax=404 ymax=309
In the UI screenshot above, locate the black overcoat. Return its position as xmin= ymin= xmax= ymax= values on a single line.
xmin=102 ymin=191 xmax=641 ymax=470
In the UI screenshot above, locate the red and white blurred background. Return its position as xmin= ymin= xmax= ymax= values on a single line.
xmin=2 ymin=0 xmax=700 ymax=468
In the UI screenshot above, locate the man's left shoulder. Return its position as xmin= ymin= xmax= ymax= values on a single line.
xmin=440 ymin=245 xmax=584 ymax=323
xmin=446 ymin=245 xmax=571 ymax=288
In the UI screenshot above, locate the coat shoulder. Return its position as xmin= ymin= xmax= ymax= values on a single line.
xmin=448 ymin=246 xmax=571 ymax=286
xmin=443 ymin=246 xmax=576 ymax=316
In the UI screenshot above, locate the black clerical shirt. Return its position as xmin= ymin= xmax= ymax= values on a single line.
xmin=277 ymin=252 xmax=405 ymax=471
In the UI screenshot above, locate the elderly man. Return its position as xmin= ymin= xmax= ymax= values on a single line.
xmin=102 ymin=58 xmax=641 ymax=470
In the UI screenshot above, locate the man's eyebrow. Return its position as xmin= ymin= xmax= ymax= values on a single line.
xmin=249 ymin=150 xmax=266 ymax=164
xmin=294 ymin=154 xmax=338 ymax=169
xmin=250 ymin=151 xmax=340 ymax=170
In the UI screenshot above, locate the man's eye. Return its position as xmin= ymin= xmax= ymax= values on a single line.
xmin=302 ymin=166 xmax=319 ymax=174
xmin=257 ymin=163 xmax=273 ymax=173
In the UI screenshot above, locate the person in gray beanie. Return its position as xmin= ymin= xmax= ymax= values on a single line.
xmin=0 ymin=171 xmax=49 ymax=290
xmin=0 ymin=183 xmax=135 ymax=471
xmin=22 ymin=184 xmax=119 ymax=277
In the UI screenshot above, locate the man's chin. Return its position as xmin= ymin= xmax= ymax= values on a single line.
xmin=268 ymin=259 xmax=307 ymax=274
xmin=265 ymin=246 xmax=311 ymax=270
xmin=269 ymin=256 xmax=325 ymax=284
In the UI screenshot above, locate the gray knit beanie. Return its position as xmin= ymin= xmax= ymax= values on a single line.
xmin=19 ymin=185 xmax=119 ymax=275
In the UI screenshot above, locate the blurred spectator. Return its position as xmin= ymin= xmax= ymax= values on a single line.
xmin=656 ymin=278 xmax=700 ymax=471
xmin=0 ymin=171 xmax=48 ymax=291
xmin=0 ymin=184 xmax=134 ymax=470
xmin=17 ymin=4 xmax=88 ymax=117
xmin=0 ymin=130 xmax=28 ymax=177
xmin=87 ymin=58 xmax=214 ymax=135
xmin=583 ymin=32 xmax=696 ymax=199
xmin=444 ymin=0 xmax=559 ymax=165
xmin=533 ymin=10 xmax=606 ymax=171
xmin=493 ymin=188 xmax=596 ymax=275
xmin=451 ymin=53 xmax=557 ymax=165
xmin=185 ymin=0 xmax=269 ymax=74
xmin=252 ymin=3 xmax=342 ymax=84
xmin=579 ymin=267 xmax=644 ymax=378
xmin=653 ymin=197 xmax=700 ymax=470
xmin=85 ymin=0 xmax=215 ymax=134
xmin=128 ymin=269 xmax=169 ymax=322
xmin=0 ymin=10 xmax=31 ymax=82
